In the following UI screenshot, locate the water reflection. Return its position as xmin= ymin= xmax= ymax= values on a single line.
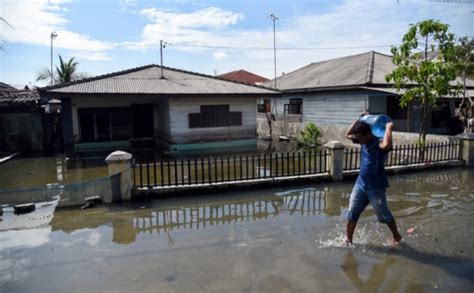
xmin=51 ymin=191 xmax=340 ymax=245
xmin=48 ymin=182 xmax=435 ymax=246
xmin=341 ymin=251 xmax=400 ymax=292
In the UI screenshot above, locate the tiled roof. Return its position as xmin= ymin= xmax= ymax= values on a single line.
xmin=0 ymin=88 xmax=40 ymax=104
xmin=218 ymin=70 xmax=269 ymax=85
xmin=0 ymin=82 xmax=17 ymax=91
xmin=262 ymin=51 xmax=474 ymax=92
xmin=40 ymin=65 xmax=279 ymax=96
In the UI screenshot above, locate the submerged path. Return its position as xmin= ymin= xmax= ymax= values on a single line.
xmin=0 ymin=168 xmax=473 ymax=292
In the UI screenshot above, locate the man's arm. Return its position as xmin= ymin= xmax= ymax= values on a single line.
xmin=345 ymin=120 xmax=358 ymax=141
xmin=379 ymin=122 xmax=393 ymax=151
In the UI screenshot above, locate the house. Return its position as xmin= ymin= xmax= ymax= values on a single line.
xmin=260 ymin=51 xmax=473 ymax=136
xmin=39 ymin=65 xmax=279 ymax=154
xmin=0 ymin=84 xmax=46 ymax=153
xmin=218 ymin=69 xmax=269 ymax=85
xmin=218 ymin=70 xmax=272 ymax=114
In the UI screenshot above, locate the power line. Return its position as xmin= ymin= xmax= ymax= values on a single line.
xmin=427 ymin=0 xmax=474 ymax=3
xmin=167 ymin=43 xmax=396 ymax=51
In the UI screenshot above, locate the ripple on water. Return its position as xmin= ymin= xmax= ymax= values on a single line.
xmin=430 ymin=194 xmax=449 ymax=199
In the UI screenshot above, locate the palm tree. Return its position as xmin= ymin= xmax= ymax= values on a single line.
xmin=56 ymin=55 xmax=78 ymax=84
xmin=36 ymin=55 xmax=88 ymax=85
xmin=0 ymin=17 xmax=13 ymax=52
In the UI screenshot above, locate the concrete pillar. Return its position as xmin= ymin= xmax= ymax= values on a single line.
xmin=456 ymin=133 xmax=474 ymax=166
xmin=105 ymin=150 xmax=133 ymax=202
xmin=324 ymin=141 xmax=345 ymax=181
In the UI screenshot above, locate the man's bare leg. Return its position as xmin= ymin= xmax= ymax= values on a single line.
xmin=346 ymin=220 xmax=358 ymax=244
xmin=386 ymin=219 xmax=402 ymax=244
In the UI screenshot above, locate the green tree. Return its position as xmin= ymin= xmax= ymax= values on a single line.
xmin=36 ymin=55 xmax=87 ymax=85
xmin=454 ymin=37 xmax=474 ymax=132
xmin=298 ymin=122 xmax=321 ymax=147
xmin=385 ymin=19 xmax=460 ymax=143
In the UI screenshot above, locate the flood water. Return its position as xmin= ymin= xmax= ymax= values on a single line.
xmin=0 ymin=155 xmax=108 ymax=189
xmin=0 ymin=167 xmax=473 ymax=292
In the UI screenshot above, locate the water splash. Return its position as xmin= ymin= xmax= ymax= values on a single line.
xmin=315 ymin=222 xmax=394 ymax=249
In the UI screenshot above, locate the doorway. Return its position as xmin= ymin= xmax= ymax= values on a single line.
xmin=131 ymin=104 xmax=154 ymax=138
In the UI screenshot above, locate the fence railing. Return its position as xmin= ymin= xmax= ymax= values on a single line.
xmin=134 ymin=149 xmax=329 ymax=189
xmin=343 ymin=141 xmax=462 ymax=171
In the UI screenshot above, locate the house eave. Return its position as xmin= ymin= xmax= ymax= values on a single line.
xmin=38 ymin=91 xmax=281 ymax=100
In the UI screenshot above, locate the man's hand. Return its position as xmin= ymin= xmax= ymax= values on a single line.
xmin=379 ymin=122 xmax=393 ymax=151
xmin=386 ymin=122 xmax=394 ymax=130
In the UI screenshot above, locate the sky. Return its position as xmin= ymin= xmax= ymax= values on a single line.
xmin=1 ymin=0 xmax=473 ymax=88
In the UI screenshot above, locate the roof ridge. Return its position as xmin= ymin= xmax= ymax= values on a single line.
xmin=366 ymin=51 xmax=375 ymax=84
xmin=39 ymin=64 xmax=157 ymax=91
xmin=40 ymin=64 xmax=276 ymax=92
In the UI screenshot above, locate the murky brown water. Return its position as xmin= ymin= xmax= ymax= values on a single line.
xmin=0 ymin=156 xmax=108 ymax=189
xmin=0 ymin=168 xmax=473 ymax=292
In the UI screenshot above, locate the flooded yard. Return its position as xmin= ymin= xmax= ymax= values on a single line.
xmin=0 ymin=167 xmax=473 ymax=292
xmin=0 ymin=155 xmax=108 ymax=189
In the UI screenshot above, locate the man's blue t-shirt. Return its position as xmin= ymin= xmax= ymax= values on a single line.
xmin=356 ymin=137 xmax=389 ymax=190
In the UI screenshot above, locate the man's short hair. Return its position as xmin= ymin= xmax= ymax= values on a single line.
xmin=352 ymin=120 xmax=371 ymax=136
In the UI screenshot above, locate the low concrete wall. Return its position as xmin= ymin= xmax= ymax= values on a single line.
xmin=257 ymin=116 xmax=453 ymax=146
xmin=318 ymin=124 xmax=452 ymax=146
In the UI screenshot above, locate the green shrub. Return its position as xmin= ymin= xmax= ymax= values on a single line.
xmin=298 ymin=122 xmax=321 ymax=147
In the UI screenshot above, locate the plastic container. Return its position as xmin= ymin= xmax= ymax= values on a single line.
xmin=359 ymin=114 xmax=392 ymax=138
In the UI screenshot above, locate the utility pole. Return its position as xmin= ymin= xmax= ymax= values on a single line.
xmin=160 ymin=40 xmax=167 ymax=79
xmin=50 ymin=32 xmax=58 ymax=85
xmin=270 ymin=14 xmax=279 ymax=89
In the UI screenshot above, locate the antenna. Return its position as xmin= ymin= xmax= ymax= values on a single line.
xmin=270 ymin=13 xmax=279 ymax=90
xmin=160 ymin=40 xmax=168 ymax=79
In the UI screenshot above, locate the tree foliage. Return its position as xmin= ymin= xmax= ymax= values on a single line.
xmin=36 ymin=55 xmax=87 ymax=85
xmin=454 ymin=37 xmax=474 ymax=132
xmin=385 ymin=19 xmax=460 ymax=142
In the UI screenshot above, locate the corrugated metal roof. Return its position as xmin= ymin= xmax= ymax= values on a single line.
xmin=40 ymin=65 xmax=279 ymax=96
xmin=263 ymin=51 xmax=474 ymax=92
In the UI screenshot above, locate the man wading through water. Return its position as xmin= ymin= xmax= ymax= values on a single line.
xmin=344 ymin=114 xmax=402 ymax=246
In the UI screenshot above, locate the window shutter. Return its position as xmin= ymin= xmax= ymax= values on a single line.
xmin=189 ymin=113 xmax=202 ymax=128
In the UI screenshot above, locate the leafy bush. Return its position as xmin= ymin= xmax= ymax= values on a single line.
xmin=298 ymin=122 xmax=321 ymax=146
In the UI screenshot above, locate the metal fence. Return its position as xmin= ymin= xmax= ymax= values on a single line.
xmin=343 ymin=141 xmax=462 ymax=171
xmin=134 ymin=149 xmax=329 ymax=189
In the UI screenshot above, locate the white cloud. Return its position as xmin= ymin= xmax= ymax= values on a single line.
xmin=140 ymin=7 xmax=244 ymax=28
xmin=213 ymin=51 xmax=229 ymax=60
xmin=121 ymin=7 xmax=245 ymax=50
xmin=2 ymin=0 xmax=113 ymax=52
xmin=150 ymin=0 xmax=470 ymax=79
xmin=119 ymin=0 xmax=138 ymax=12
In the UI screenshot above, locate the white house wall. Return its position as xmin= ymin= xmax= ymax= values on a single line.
xmin=168 ymin=97 xmax=257 ymax=144
xmin=272 ymin=97 xmax=290 ymax=115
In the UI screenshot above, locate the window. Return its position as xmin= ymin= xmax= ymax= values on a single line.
xmin=189 ymin=104 xmax=242 ymax=128
xmin=257 ymin=98 xmax=271 ymax=113
xmin=387 ymin=96 xmax=407 ymax=119
xmin=284 ymin=98 xmax=302 ymax=114
xmin=78 ymin=108 xmax=131 ymax=142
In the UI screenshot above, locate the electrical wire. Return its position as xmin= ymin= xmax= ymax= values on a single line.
xmin=167 ymin=43 xmax=397 ymax=51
